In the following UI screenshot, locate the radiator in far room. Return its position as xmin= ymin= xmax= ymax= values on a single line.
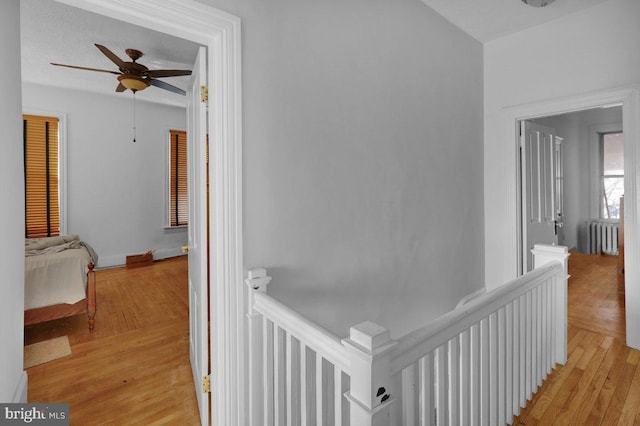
xmin=587 ymin=220 xmax=619 ymax=255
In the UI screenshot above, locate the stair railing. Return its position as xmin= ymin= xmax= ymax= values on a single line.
xmin=246 ymin=243 xmax=569 ymax=426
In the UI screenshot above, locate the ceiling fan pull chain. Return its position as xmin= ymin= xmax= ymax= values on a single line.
xmin=132 ymin=91 xmax=137 ymax=143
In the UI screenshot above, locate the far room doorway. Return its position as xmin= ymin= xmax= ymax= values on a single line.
xmin=517 ymin=104 xmax=626 ymax=341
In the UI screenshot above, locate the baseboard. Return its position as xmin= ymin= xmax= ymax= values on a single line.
xmin=11 ymin=371 xmax=28 ymax=403
xmin=97 ymin=247 xmax=186 ymax=269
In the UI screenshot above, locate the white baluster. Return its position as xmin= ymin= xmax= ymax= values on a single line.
xmin=300 ymin=343 xmax=309 ymax=426
xmin=460 ymin=329 xmax=471 ymax=425
xmin=316 ymin=353 xmax=324 ymax=425
xmin=505 ymin=304 xmax=513 ymax=423
xmin=287 ymin=332 xmax=300 ymax=426
xmin=470 ymin=324 xmax=480 ymax=426
xmin=436 ymin=344 xmax=449 ymax=426
xmin=480 ymin=318 xmax=489 ymax=426
xmin=419 ymin=353 xmax=434 ymax=426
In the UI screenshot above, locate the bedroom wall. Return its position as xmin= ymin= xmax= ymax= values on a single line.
xmin=21 ymin=83 xmax=187 ymax=268
xmin=201 ymin=0 xmax=484 ymax=337
xmin=484 ymin=0 xmax=640 ymax=288
xmin=0 ymin=0 xmax=27 ymax=403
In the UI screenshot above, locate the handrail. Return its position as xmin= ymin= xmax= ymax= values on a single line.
xmin=253 ymin=291 xmax=352 ymax=374
xmin=390 ymin=261 xmax=563 ymax=375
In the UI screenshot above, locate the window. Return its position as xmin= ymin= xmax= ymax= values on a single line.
xmin=601 ymin=132 xmax=624 ymax=219
xmin=169 ymin=129 xmax=188 ymax=227
xmin=23 ymin=114 xmax=60 ymax=238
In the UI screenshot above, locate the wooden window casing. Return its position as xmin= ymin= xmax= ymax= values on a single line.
xmin=24 ymin=114 xmax=60 ymax=238
xmin=169 ymin=130 xmax=188 ymax=227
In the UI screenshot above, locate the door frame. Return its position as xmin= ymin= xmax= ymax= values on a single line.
xmin=55 ymin=0 xmax=244 ymax=423
xmin=503 ymin=86 xmax=640 ymax=349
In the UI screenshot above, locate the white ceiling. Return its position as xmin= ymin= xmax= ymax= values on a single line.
xmin=422 ymin=0 xmax=612 ymax=43
xmin=20 ymin=0 xmax=201 ymax=107
xmin=20 ymin=0 xmax=613 ymax=105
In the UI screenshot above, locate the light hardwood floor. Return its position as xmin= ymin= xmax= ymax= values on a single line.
xmin=25 ymin=256 xmax=201 ymax=425
xmin=25 ymin=251 xmax=633 ymax=425
xmin=513 ymin=251 xmax=635 ymax=425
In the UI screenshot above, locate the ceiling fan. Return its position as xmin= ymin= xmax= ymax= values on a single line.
xmin=51 ymin=44 xmax=192 ymax=95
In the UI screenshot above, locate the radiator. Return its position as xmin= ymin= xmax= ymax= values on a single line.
xmin=588 ymin=220 xmax=619 ymax=255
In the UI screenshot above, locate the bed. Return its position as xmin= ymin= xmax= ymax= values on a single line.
xmin=24 ymin=235 xmax=99 ymax=331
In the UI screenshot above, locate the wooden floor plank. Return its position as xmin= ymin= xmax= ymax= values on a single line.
xmin=25 ymin=256 xmax=201 ymax=426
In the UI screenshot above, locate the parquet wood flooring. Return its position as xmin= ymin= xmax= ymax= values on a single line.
xmin=24 ymin=256 xmax=201 ymax=426
xmin=513 ymin=251 xmax=638 ymax=425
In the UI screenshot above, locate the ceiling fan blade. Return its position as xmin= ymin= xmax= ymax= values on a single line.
xmin=51 ymin=63 xmax=121 ymax=75
xmin=144 ymin=69 xmax=192 ymax=78
xmin=115 ymin=83 xmax=126 ymax=92
xmin=95 ymin=44 xmax=126 ymax=68
xmin=149 ymin=78 xmax=186 ymax=96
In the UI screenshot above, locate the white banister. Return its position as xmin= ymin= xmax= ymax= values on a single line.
xmin=343 ymin=321 xmax=397 ymax=426
xmin=253 ymin=292 xmax=351 ymax=373
xmin=247 ymin=267 xmax=353 ymax=425
xmin=389 ymin=263 xmax=562 ymax=375
xmin=247 ymin=246 xmax=569 ymax=426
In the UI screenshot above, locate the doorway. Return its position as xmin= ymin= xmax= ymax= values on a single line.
xmin=29 ymin=0 xmax=244 ymax=424
xmin=518 ymin=102 xmax=635 ymax=348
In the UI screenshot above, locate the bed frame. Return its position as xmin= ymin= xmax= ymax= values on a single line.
xmin=24 ymin=263 xmax=97 ymax=331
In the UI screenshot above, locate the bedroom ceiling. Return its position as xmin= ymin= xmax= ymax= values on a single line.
xmin=420 ymin=0 xmax=613 ymax=43
xmin=20 ymin=0 xmax=201 ymax=107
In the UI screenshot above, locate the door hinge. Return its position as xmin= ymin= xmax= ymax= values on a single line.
xmin=202 ymin=375 xmax=211 ymax=393
xmin=200 ymin=86 xmax=209 ymax=104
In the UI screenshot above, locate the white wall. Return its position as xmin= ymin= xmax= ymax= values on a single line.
xmin=22 ymin=83 xmax=187 ymax=267
xmin=0 ymin=0 xmax=27 ymax=403
xmin=484 ymin=0 xmax=640 ymax=288
xmin=203 ymin=0 xmax=485 ymax=337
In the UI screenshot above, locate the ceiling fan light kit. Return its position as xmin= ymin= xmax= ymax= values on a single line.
xmin=117 ymin=74 xmax=149 ymax=92
xmin=521 ymin=0 xmax=556 ymax=7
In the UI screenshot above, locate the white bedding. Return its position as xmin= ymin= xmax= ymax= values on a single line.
xmin=24 ymin=242 xmax=93 ymax=310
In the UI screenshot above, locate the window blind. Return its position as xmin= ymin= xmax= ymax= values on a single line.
xmin=170 ymin=130 xmax=188 ymax=226
xmin=23 ymin=114 xmax=60 ymax=238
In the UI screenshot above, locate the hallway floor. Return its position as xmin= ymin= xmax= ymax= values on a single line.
xmin=513 ymin=251 xmax=636 ymax=425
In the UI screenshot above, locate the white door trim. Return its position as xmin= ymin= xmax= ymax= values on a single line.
xmin=501 ymin=85 xmax=640 ymax=349
xmin=54 ymin=0 xmax=244 ymax=423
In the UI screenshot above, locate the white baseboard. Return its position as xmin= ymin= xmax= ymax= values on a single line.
xmin=97 ymin=247 xmax=186 ymax=269
xmin=12 ymin=371 xmax=28 ymax=403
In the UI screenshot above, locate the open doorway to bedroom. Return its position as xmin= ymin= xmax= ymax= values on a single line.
xmin=517 ymin=104 xmax=626 ymax=342
xmin=20 ymin=0 xmax=207 ymax=423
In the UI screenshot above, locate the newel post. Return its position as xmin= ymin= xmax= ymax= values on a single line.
xmin=343 ymin=321 xmax=397 ymax=426
xmin=531 ymin=243 xmax=570 ymax=365
xmin=245 ymin=268 xmax=272 ymax=426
